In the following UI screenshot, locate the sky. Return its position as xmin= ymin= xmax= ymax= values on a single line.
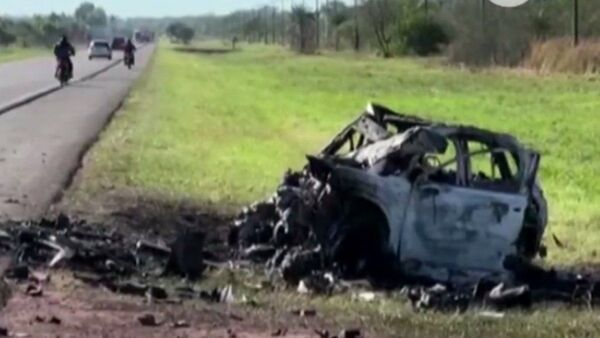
xmin=0 ymin=0 xmax=324 ymax=18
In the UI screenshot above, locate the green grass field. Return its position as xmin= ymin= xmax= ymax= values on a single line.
xmin=63 ymin=42 xmax=600 ymax=337
xmin=0 ymin=46 xmax=46 ymax=63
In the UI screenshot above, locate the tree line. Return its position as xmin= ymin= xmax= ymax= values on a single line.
xmin=5 ymin=0 xmax=597 ymax=66
xmin=146 ymin=0 xmax=600 ymax=66
xmin=0 ymin=2 xmax=134 ymax=48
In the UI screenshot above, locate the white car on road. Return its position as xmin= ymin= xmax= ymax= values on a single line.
xmin=88 ymin=40 xmax=112 ymax=60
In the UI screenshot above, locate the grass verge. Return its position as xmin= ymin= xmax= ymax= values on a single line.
xmin=0 ymin=46 xmax=46 ymax=63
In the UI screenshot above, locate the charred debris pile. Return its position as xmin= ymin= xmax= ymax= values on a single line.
xmin=229 ymin=103 xmax=598 ymax=311
xmin=0 ymin=214 xmax=236 ymax=303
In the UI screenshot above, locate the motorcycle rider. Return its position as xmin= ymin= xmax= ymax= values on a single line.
xmin=124 ymin=38 xmax=137 ymax=65
xmin=53 ymin=35 xmax=76 ymax=79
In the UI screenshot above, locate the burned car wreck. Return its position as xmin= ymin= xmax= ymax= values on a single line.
xmin=230 ymin=103 xmax=548 ymax=287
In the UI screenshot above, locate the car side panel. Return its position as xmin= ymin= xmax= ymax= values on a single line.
xmin=400 ymin=183 xmax=528 ymax=281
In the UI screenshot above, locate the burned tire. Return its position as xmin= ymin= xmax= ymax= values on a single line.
xmin=329 ymin=199 xmax=391 ymax=280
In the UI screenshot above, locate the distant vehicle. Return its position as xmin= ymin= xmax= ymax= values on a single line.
xmin=134 ymin=30 xmax=155 ymax=43
xmin=88 ymin=40 xmax=112 ymax=60
xmin=111 ymin=37 xmax=127 ymax=51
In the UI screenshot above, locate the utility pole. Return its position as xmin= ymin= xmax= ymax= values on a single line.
xmin=315 ymin=0 xmax=320 ymax=49
xmin=480 ymin=0 xmax=486 ymax=31
xmin=353 ymin=0 xmax=360 ymax=51
xmin=573 ymin=0 xmax=579 ymax=46
xmin=281 ymin=0 xmax=286 ymax=45
xmin=325 ymin=0 xmax=329 ymax=47
xmin=272 ymin=6 xmax=277 ymax=44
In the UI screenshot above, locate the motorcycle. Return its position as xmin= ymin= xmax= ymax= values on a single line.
xmin=124 ymin=52 xmax=134 ymax=69
xmin=56 ymin=59 xmax=71 ymax=86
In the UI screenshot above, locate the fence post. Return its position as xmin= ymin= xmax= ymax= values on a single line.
xmin=573 ymin=0 xmax=579 ymax=46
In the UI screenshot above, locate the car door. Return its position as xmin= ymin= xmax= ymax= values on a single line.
xmin=399 ymin=182 xmax=528 ymax=280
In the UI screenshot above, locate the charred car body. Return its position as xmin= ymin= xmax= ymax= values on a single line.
xmin=231 ymin=103 xmax=547 ymax=285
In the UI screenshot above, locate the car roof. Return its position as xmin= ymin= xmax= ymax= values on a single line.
xmin=91 ymin=40 xmax=110 ymax=44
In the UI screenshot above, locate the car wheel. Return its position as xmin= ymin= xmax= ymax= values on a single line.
xmin=329 ymin=199 xmax=392 ymax=281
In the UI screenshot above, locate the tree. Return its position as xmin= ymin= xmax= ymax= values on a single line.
xmin=323 ymin=1 xmax=350 ymax=50
xmin=167 ymin=22 xmax=195 ymax=44
xmin=0 ymin=19 xmax=16 ymax=46
xmin=363 ymin=0 xmax=400 ymax=57
xmin=74 ymin=2 xmax=107 ymax=27
xmin=290 ymin=5 xmax=317 ymax=54
xmin=402 ymin=16 xmax=449 ymax=56
xmin=75 ymin=2 xmax=96 ymax=23
xmin=88 ymin=8 xmax=108 ymax=27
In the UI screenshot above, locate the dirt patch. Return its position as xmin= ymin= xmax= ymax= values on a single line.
xmin=53 ymin=189 xmax=233 ymax=260
xmin=0 ymin=272 xmax=324 ymax=338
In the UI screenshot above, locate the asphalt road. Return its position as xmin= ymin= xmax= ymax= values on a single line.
xmin=0 ymin=48 xmax=129 ymax=106
xmin=0 ymin=45 xmax=154 ymax=220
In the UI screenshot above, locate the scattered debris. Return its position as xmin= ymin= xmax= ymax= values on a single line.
xmin=408 ymin=284 xmax=470 ymax=313
xmin=291 ymin=309 xmax=317 ymax=317
xmin=171 ymin=320 xmax=190 ymax=329
xmin=478 ymin=311 xmax=505 ymax=319
xmin=166 ymin=231 xmax=206 ymax=279
xmin=146 ymin=285 xmax=169 ymax=300
xmin=552 ymin=233 xmax=565 ymax=249
xmin=298 ymin=272 xmax=336 ymax=295
xmin=24 ymin=283 xmax=43 ymax=297
xmin=0 ymin=269 xmax=12 ymax=308
xmin=314 ymin=330 xmax=330 ymax=338
xmin=297 ymin=280 xmax=310 ymax=294
xmin=195 ymin=284 xmax=238 ymax=304
xmin=31 ymin=315 xmax=61 ymax=325
xmin=339 ymin=329 xmax=362 ymax=338
xmin=219 ymin=284 xmax=236 ymax=304
xmin=487 ymin=283 xmax=532 ymax=309
xmin=353 ymin=291 xmax=377 ymax=302
xmin=29 ymin=271 xmax=50 ymax=284
xmin=7 ymin=265 xmax=29 ymax=280
xmin=0 ymin=214 xmax=207 ymax=302
xmin=271 ymin=328 xmax=288 ymax=336
xmin=49 ymin=316 xmax=62 ymax=325
xmin=228 ymin=313 xmax=244 ymax=321
xmin=138 ymin=313 xmax=161 ymax=327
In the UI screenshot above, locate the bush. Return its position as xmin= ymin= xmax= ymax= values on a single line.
xmin=526 ymin=38 xmax=600 ymax=74
xmin=167 ymin=22 xmax=195 ymax=45
xmin=0 ymin=19 xmax=16 ymax=46
xmin=0 ymin=28 xmax=16 ymax=46
xmin=402 ymin=16 xmax=449 ymax=56
xmin=444 ymin=2 xmax=531 ymax=67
